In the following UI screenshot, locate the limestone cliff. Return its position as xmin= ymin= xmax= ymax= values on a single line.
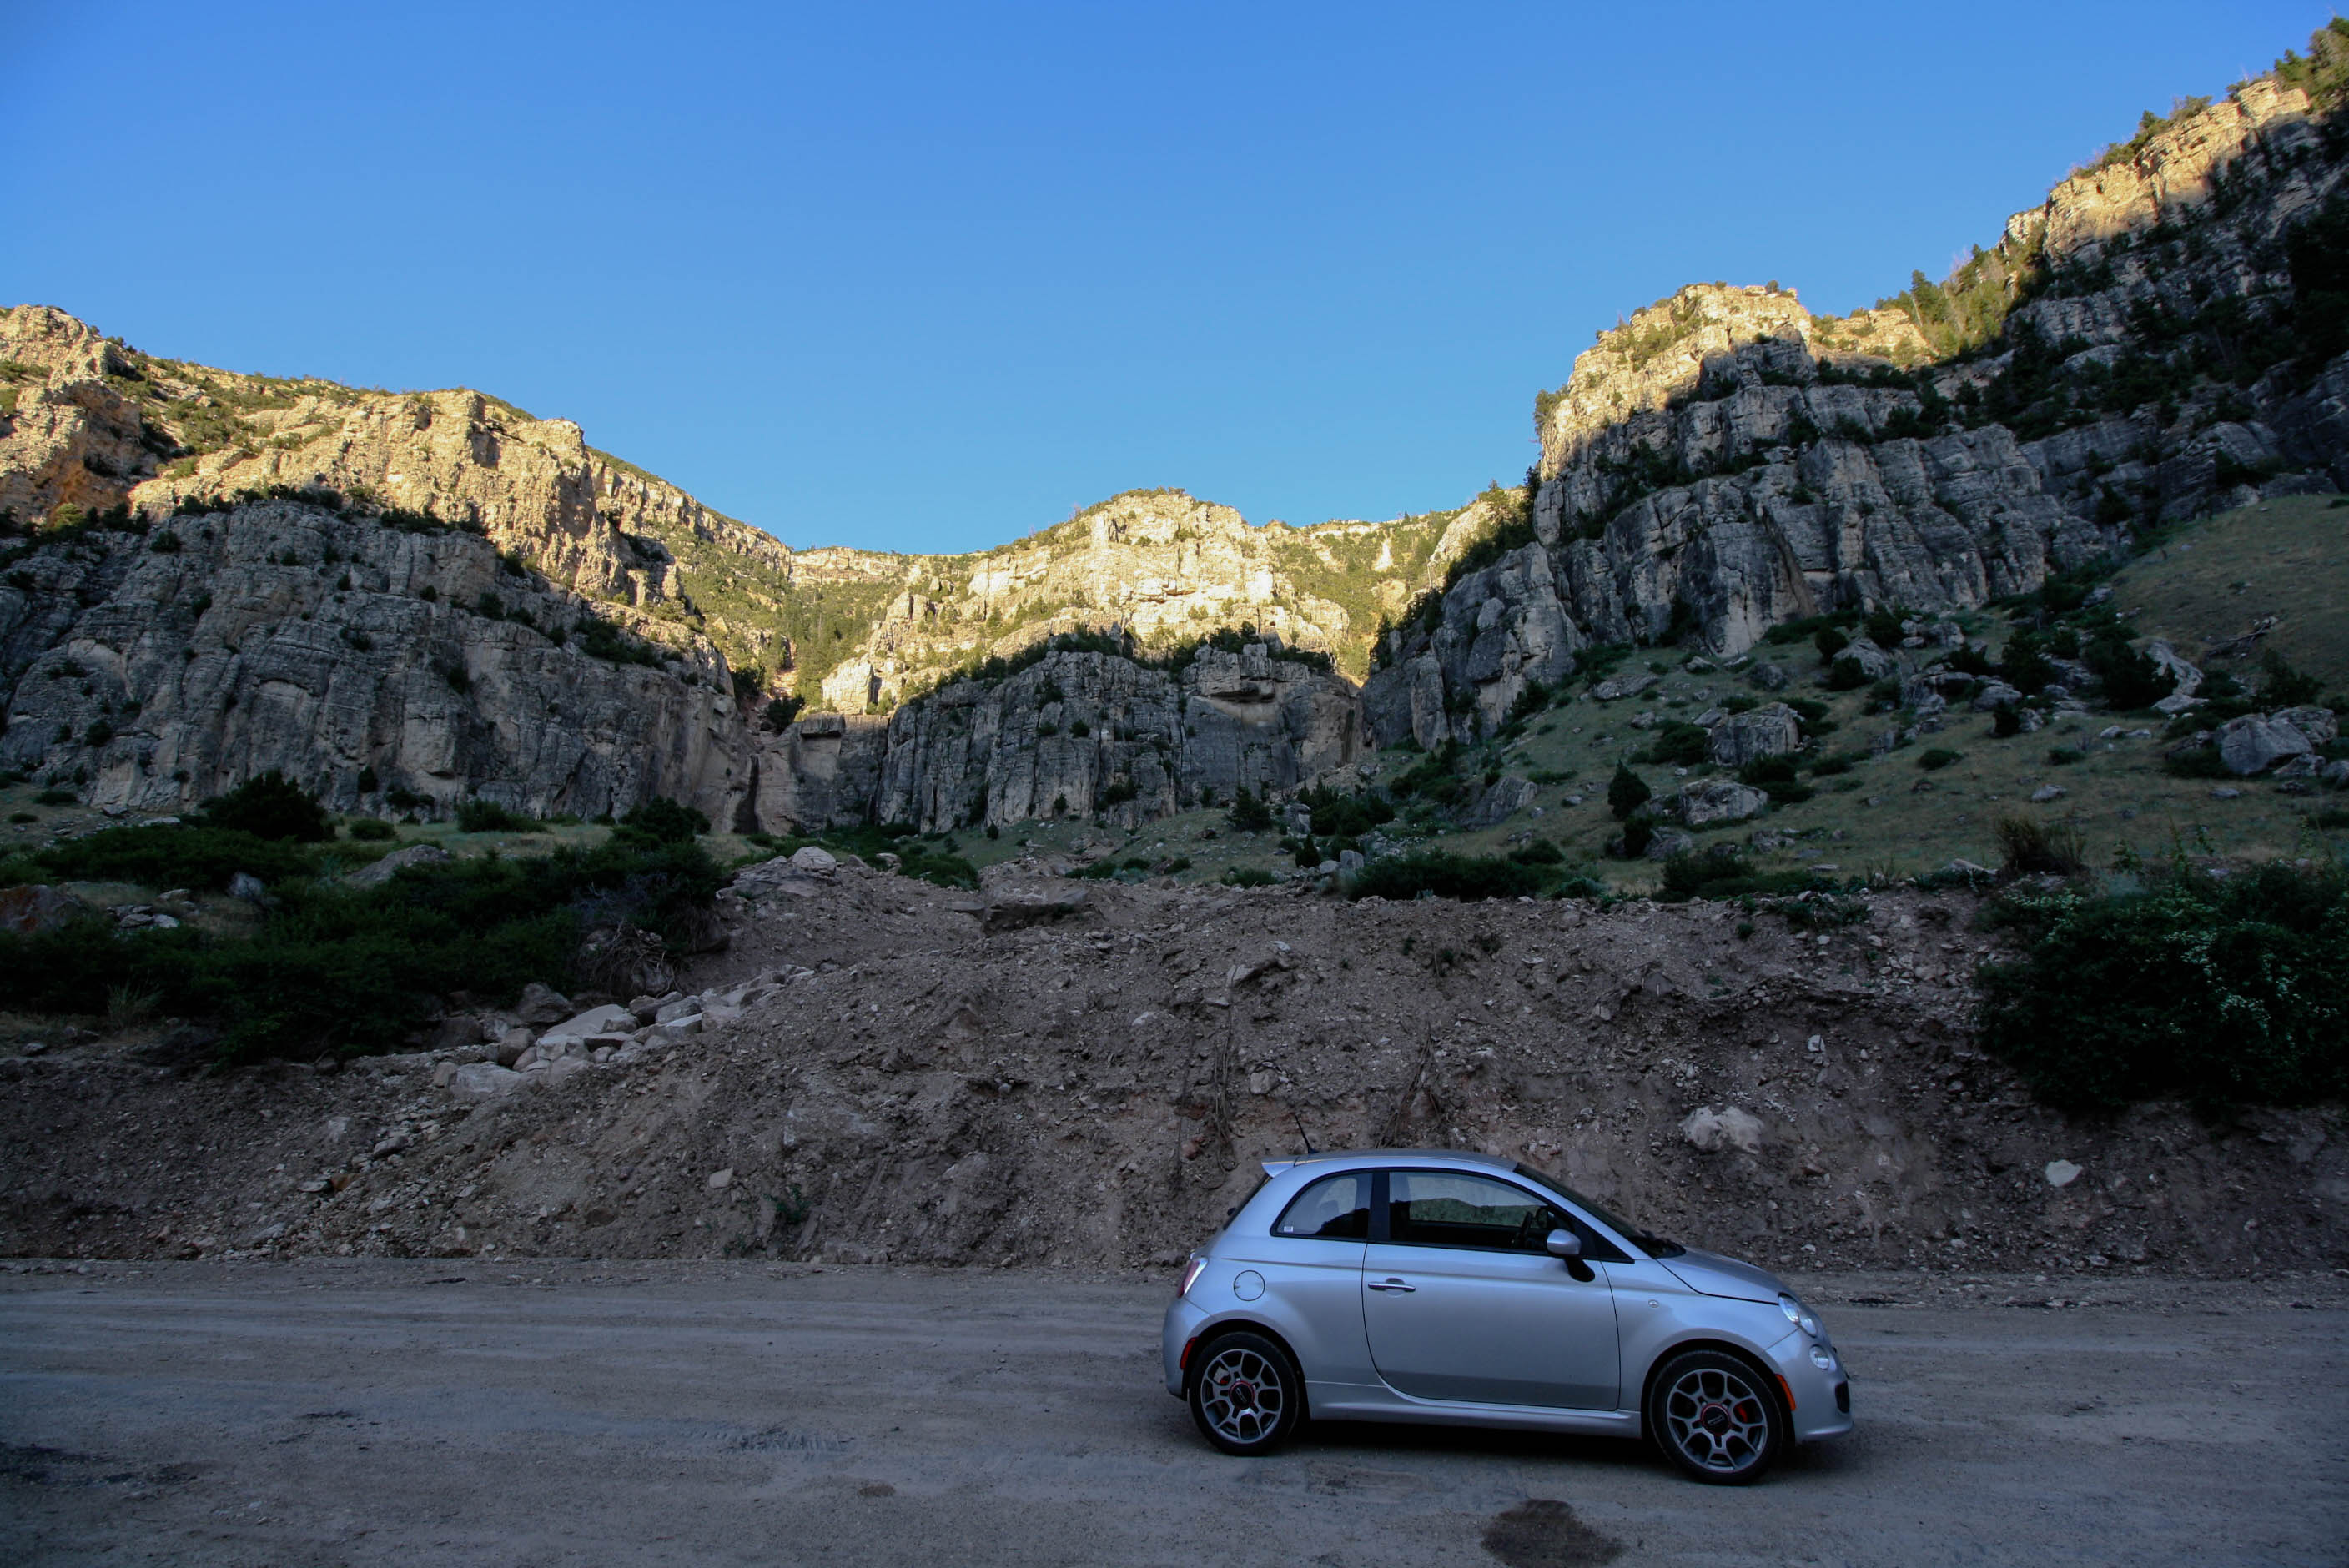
xmin=0 ymin=499 xmax=749 ymax=821
xmin=755 ymin=640 xmax=1362 ymax=835
xmin=1369 ymin=63 xmax=2349 ymax=746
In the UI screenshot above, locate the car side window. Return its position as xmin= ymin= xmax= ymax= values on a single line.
xmin=1386 ymin=1170 xmax=1566 ymax=1254
xmin=1270 ymin=1172 xmax=1371 ymax=1240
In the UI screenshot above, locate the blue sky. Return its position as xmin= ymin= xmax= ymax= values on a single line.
xmin=4 ymin=3 xmax=2334 ymax=554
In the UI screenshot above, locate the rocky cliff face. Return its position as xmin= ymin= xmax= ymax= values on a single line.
xmin=1369 ymin=70 xmax=2349 ymax=746
xmin=0 ymin=499 xmax=748 ymax=820
xmin=754 ymin=640 xmax=1363 ymax=834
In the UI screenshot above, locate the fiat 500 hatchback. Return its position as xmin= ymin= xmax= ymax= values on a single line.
xmin=1163 ymin=1149 xmax=1851 ymax=1483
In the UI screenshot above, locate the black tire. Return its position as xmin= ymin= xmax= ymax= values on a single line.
xmin=1187 ymin=1330 xmax=1304 ymax=1456
xmin=1645 ymin=1349 xmax=1788 ymax=1485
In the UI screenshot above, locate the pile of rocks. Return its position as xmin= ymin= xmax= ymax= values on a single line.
xmin=430 ymin=974 xmax=801 ymax=1103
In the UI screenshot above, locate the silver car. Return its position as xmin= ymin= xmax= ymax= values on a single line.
xmin=1161 ymin=1148 xmax=1851 ymax=1483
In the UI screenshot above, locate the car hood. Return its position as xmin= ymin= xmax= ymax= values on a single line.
xmin=1658 ymin=1247 xmax=1785 ymax=1304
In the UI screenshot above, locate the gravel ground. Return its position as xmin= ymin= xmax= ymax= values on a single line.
xmin=3 ymin=1259 xmax=2343 ymax=1567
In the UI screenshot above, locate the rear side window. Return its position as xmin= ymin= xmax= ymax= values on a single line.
xmin=1271 ymin=1172 xmax=1371 ymax=1239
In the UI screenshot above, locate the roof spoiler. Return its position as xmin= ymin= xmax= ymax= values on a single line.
xmin=1260 ymin=1160 xmax=1295 ymax=1176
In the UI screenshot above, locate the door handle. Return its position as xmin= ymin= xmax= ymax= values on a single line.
xmin=1367 ymin=1278 xmax=1416 ymax=1293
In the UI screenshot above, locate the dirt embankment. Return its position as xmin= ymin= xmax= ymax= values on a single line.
xmin=3 ymin=860 xmax=2342 ymax=1278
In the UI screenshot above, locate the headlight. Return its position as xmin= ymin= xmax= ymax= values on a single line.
xmin=1176 ymin=1256 xmax=1206 ymax=1298
xmin=1810 ymin=1348 xmax=1838 ymax=1371
xmin=1778 ymin=1293 xmax=1820 ymax=1338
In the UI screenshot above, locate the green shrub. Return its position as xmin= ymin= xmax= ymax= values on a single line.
xmin=33 ymin=787 xmax=77 ymax=807
xmin=1347 ymin=850 xmax=1547 ymax=902
xmin=1635 ymin=722 xmax=1709 ymax=767
xmin=1916 ymin=747 xmax=1962 ymax=771
xmin=1976 ymin=862 xmax=2349 ymax=1112
xmin=197 ymin=771 xmax=333 ymax=842
xmin=455 ymin=798 xmax=538 ymax=834
xmin=1657 ymin=844 xmax=1816 ymax=901
xmin=1813 ymin=625 xmax=1851 ymax=662
xmin=2047 ymin=746 xmax=2087 ymax=766
xmin=1994 ymin=815 xmax=2086 ymax=877
xmin=1616 ymin=818 xmax=1653 ymax=859
xmin=2162 ymin=746 xmax=2231 ymax=779
xmin=2258 ymin=648 xmax=2324 ymax=707
xmin=2082 ymin=634 xmax=2169 ymax=710
xmin=28 ymin=823 xmax=316 ymax=890
xmin=1303 ymin=786 xmax=1395 ymax=838
xmin=1607 ymin=763 xmax=1651 ymax=822
xmin=1735 ymin=755 xmax=1813 ymax=802
xmin=347 ymin=817 xmax=396 ymax=842
xmin=1991 ymin=703 xmax=2022 ymax=737
xmin=615 ymin=797 xmax=707 ymax=845
xmin=1506 ymin=839 xmax=1564 ymax=866
xmin=763 ymin=823 xmax=976 ymax=890
xmin=1824 ymin=655 xmax=1871 ymax=691
xmin=1783 ymin=696 xmax=1835 ymax=733
xmin=1224 ymin=866 xmax=1278 ymax=888
xmin=0 ymin=836 xmax=722 ymax=1065
xmin=1225 ymin=787 xmax=1275 ymax=832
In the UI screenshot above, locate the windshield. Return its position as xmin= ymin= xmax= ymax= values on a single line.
xmin=1512 ymin=1162 xmax=1685 ymax=1258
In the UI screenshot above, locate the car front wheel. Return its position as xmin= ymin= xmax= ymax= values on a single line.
xmin=1188 ymin=1331 xmax=1302 ymax=1455
xmin=1647 ymin=1349 xmax=1788 ymax=1485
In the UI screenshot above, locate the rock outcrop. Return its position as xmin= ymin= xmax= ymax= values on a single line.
xmin=752 ymin=641 xmax=1362 ymax=833
xmin=1371 ymin=72 xmax=2349 ymax=746
xmin=0 ymin=500 xmax=748 ymax=818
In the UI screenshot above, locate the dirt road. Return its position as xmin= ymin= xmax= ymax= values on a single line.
xmin=3 ymin=1260 xmax=2342 ymax=1566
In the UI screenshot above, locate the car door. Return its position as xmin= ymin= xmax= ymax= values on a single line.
xmin=1361 ymin=1168 xmax=1621 ymax=1409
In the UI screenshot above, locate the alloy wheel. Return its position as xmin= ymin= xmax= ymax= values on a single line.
xmin=1661 ymin=1362 xmax=1772 ymax=1475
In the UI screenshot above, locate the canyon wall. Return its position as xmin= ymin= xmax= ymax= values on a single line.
xmin=0 ymin=500 xmax=749 ymax=821
xmin=1367 ymin=77 xmax=2349 ymax=746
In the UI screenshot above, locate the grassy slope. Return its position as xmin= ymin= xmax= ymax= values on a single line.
xmin=2122 ymin=494 xmax=2349 ymax=694
xmin=1401 ymin=496 xmax=2349 ymax=887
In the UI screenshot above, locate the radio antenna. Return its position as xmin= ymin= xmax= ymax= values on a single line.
xmin=1290 ymin=1105 xmax=1316 ymax=1156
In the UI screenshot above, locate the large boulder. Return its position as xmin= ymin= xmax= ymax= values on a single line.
xmin=2216 ymin=713 xmax=2315 ymax=776
xmin=2144 ymin=638 xmax=2203 ymax=697
xmin=1680 ymin=1104 xmax=1765 ymax=1155
xmin=1970 ymin=681 xmax=2025 ymax=712
xmin=2275 ymin=706 xmax=2338 ymax=746
xmin=1901 ymin=670 xmax=1976 ymax=709
xmin=1463 ymin=776 xmax=1537 ymax=828
xmin=0 ymin=884 xmax=89 ymax=935
xmin=1707 ymin=704 xmax=1800 ymax=766
xmin=513 ymin=982 xmax=574 ymax=1026
xmin=1835 ymin=637 xmax=1896 ymax=680
xmin=1667 ymin=779 xmax=1770 ymax=827
xmin=446 ymin=1063 xmax=525 ymax=1103
xmin=1589 ymin=671 xmax=1660 ymax=702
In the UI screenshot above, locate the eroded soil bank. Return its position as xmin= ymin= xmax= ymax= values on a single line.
xmin=3 ymin=859 xmax=2342 ymax=1278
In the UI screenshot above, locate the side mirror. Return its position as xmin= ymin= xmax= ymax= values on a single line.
xmin=1544 ymin=1229 xmax=1582 ymax=1260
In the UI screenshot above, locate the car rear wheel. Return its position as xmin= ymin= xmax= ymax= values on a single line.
xmin=1188 ymin=1331 xmax=1302 ymax=1456
xmin=1647 ymin=1349 xmax=1788 ymax=1485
